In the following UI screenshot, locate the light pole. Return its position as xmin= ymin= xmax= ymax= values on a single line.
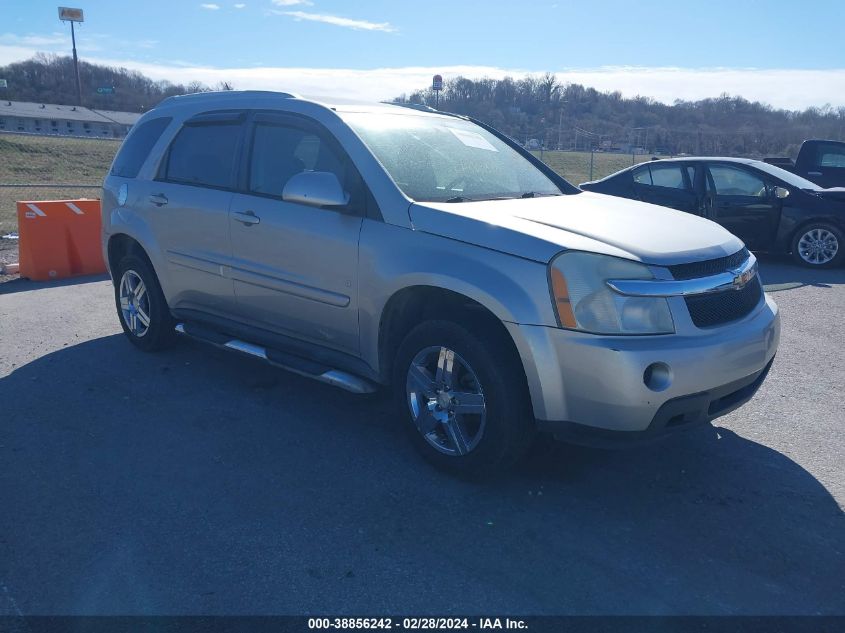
xmin=59 ymin=7 xmax=84 ymax=106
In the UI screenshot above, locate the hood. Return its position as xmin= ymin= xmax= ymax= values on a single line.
xmin=410 ymin=191 xmax=744 ymax=265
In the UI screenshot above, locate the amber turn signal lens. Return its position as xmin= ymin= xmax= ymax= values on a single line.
xmin=550 ymin=267 xmax=577 ymax=328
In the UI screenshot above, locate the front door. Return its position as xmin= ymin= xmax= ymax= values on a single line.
xmin=227 ymin=113 xmax=364 ymax=354
xmin=705 ymin=163 xmax=781 ymax=249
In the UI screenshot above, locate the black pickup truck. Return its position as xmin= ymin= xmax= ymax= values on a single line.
xmin=765 ymin=139 xmax=845 ymax=189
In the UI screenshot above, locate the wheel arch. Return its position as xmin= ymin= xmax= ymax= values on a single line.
xmin=377 ymin=285 xmax=533 ymax=415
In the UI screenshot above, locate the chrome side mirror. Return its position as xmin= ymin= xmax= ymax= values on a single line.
xmin=773 ymin=186 xmax=790 ymax=199
xmin=282 ymin=171 xmax=350 ymax=208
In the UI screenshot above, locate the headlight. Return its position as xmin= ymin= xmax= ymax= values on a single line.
xmin=549 ymin=251 xmax=674 ymax=335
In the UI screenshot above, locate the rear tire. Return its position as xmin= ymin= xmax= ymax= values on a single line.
xmin=113 ymin=253 xmax=176 ymax=352
xmin=392 ymin=320 xmax=534 ymax=478
xmin=791 ymin=222 xmax=843 ymax=268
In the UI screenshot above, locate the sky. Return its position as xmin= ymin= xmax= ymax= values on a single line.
xmin=1 ymin=0 xmax=844 ymax=109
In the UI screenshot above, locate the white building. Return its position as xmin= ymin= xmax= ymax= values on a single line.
xmin=0 ymin=100 xmax=140 ymax=138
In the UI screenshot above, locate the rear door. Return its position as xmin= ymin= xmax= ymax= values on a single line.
xmin=227 ymin=112 xmax=365 ymax=354
xmin=631 ymin=162 xmax=698 ymax=212
xmin=148 ymin=110 xmax=245 ymax=315
xmin=704 ymin=163 xmax=780 ymax=248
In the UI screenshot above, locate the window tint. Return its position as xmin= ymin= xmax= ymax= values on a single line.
xmin=633 ymin=164 xmax=687 ymax=189
xmin=249 ymin=123 xmax=347 ymax=198
xmin=164 ymin=123 xmax=242 ymax=189
xmin=649 ymin=164 xmax=687 ymax=189
xmin=633 ymin=166 xmax=651 ymax=184
xmin=819 ymin=144 xmax=845 ymax=168
xmin=709 ymin=165 xmax=767 ymax=197
xmin=111 ymin=116 xmax=171 ymax=178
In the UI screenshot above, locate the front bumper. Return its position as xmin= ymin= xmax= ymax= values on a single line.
xmin=506 ymin=294 xmax=780 ymax=438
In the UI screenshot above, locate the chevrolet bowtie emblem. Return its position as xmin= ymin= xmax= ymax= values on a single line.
xmin=730 ymin=261 xmax=757 ymax=290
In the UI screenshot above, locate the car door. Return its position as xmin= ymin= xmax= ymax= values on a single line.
xmin=704 ymin=163 xmax=780 ymax=248
xmin=227 ymin=112 xmax=365 ymax=355
xmin=631 ymin=162 xmax=698 ymax=212
xmin=147 ymin=110 xmax=245 ymax=315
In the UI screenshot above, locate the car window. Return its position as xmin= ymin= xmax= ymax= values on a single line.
xmin=633 ymin=166 xmax=651 ymax=185
xmin=818 ymin=144 xmax=845 ymax=168
xmin=164 ymin=122 xmax=241 ymax=189
xmin=633 ymin=164 xmax=687 ymax=189
xmin=342 ymin=113 xmax=561 ymax=202
xmin=649 ymin=164 xmax=687 ymax=189
xmin=708 ymin=165 xmax=767 ymax=197
xmin=111 ymin=116 xmax=171 ymax=178
xmin=248 ymin=123 xmax=347 ymax=198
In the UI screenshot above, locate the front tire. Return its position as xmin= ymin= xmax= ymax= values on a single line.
xmin=114 ymin=253 xmax=175 ymax=352
xmin=791 ymin=223 xmax=843 ymax=268
xmin=392 ymin=320 xmax=534 ymax=477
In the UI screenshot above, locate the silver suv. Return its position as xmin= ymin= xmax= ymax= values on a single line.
xmin=102 ymin=91 xmax=780 ymax=475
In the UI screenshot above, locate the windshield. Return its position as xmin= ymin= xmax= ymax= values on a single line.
xmin=342 ymin=112 xmax=563 ymax=202
xmin=751 ymin=160 xmax=823 ymax=190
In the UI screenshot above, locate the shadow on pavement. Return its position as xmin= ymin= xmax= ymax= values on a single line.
xmin=1 ymin=334 xmax=843 ymax=615
xmin=0 ymin=273 xmax=110 ymax=296
xmin=756 ymin=253 xmax=845 ymax=291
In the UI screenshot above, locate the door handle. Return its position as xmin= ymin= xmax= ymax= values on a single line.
xmin=233 ymin=210 xmax=260 ymax=226
xmin=149 ymin=193 xmax=168 ymax=207
xmin=807 ymin=171 xmax=823 ymax=176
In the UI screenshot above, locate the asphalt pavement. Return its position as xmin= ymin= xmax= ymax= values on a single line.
xmin=0 ymin=255 xmax=843 ymax=615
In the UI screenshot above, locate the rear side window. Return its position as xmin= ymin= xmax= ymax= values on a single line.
xmin=633 ymin=163 xmax=688 ymax=189
xmin=818 ymin=144 xmax=845 ymax=168
xmin=111 ymin=117 xmax=171 ymax=178
xmin=163 ymin=122 xmax=242 ymax=189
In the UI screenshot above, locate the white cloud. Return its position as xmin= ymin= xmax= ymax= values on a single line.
xmin=270 ymin=0 xmax=312 ymax=5
xmin=234 ymin=3 xmax=246 ymax=7
xmin=276 ymin=10 xmax=395 ymax=32
xmin=0 ymin=42 xmax=842 ymax=110
xmin=200 ymin=3 xmax=221 ymax=9
xmin=0 ymin=33 xmax=68 ymax=47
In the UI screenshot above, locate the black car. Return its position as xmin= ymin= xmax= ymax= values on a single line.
xmin=580 ymin=157 xmax=845 ymax=267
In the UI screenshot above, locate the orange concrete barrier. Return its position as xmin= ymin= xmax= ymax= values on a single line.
xmin=16 ymin=199 xmax=106 ymax=281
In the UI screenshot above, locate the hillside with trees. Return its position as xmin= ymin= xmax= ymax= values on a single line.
xmin=394 ymin=73 xmax=845 ymax=157
xmin=0 ymin=54 xmax=231 ymax=113
xmin=2 ymin=55 xmax=843 ymax=157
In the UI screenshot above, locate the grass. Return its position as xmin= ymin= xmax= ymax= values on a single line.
xmin=0 ymin=134 xmax=118 ymax=233
xmin=532 ymin=150 xmax=653 ymax=186
xmin=0 ymin=133 xmax=654 ymax=234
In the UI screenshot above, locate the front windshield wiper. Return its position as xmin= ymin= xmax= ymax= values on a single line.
xmin=445 ymin=195 xmax=473 ymax=203
xmin=520 ymin=191 xmax=561 ymax=198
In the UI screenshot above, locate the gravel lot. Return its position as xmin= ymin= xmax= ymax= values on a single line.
xmin=0 ymin=255 xmax=843 ymax=616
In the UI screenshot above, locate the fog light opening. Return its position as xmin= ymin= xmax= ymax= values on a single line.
xmin=644 ymin=362 xmax=672 ymax=392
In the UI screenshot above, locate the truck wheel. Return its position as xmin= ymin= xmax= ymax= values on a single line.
xmin=791 ymin=223 xmax=843 ymax=268
xmin=392 ymin=320 xmax=534 ymax=477
xmin=114 ymin=253 xmax=176 ymax=352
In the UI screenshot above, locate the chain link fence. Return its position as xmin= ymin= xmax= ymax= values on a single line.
xmin=0 ymin=130 xmax=658 ymax=237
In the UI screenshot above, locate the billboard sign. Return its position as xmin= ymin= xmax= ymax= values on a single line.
xmin=432 ymin=74 xmax=443 ymax=91
xmin=0 ymin=80 xmax=7 ymax=89
xmin=58 ymin=7 xmax=84 ymax=22
xmin=96 ymin=86 xmax=115 ymax=94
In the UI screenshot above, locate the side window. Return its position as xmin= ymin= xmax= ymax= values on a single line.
xmin=633 ymin=164 xmax=688 ymax=189
xmin=708 ymin=165 xmax=767 ymax=197
xmin=818 ymin=144 xmax=845 ymax=168
xmin=633 ymin=166 xmax=651 ymax=184
xmin=649 ymin=164 xmax=687 ymax=189
xmin=110 ymin=116 xmax=171 ymax=178
xmin=163 ymin=122 xmax=242 ymax=189
xmin=249 ymin=123 xmax=348 ymax=199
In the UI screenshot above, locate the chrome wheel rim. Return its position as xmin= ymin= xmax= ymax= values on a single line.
xmin=119 ymin=270 xmax=151 ymax=337
xmin=406 ymin=346 xmax=487 ymax=456
xmin=797 ymin=228 xmax=839 ymax=265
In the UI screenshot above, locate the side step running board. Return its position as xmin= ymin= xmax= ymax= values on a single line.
xmin=175 ymin=323 xmax=378 ymax=394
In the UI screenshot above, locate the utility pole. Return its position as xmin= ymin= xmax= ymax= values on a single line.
xmin=59 ymin=7 xmax=84 ymax=106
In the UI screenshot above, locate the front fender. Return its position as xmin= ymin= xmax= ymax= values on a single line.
xmin=357 ymin=221 xmax=556 ymax=373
